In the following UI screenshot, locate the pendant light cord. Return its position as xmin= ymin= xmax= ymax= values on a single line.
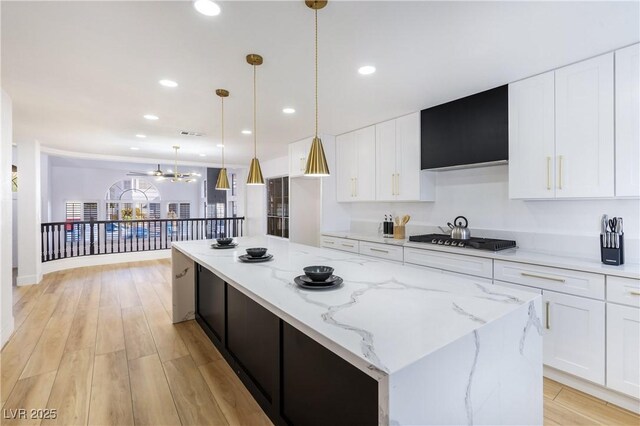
xmin=221 ymin=97 xmax=225 ymax=167
xmin=315 ymin=9 xmax=318 ymax=138
xmin=253 ymin=64 xmax=257 ymax=159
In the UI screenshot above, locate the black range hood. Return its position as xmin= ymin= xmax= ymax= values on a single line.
xmin=420 ymin=85 xmax=508 ymax=170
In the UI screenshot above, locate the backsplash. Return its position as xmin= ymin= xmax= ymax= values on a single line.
xmin=348 ymin=165 xmax=639 ymax=263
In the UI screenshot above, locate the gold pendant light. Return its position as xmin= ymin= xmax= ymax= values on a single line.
xmin=304 ymin=0 xmax=330 ymax=177
xmin=215 ymin=89 xmax=231 ymax=190
xmin=246 ymin=54 xmax=265 ymax=185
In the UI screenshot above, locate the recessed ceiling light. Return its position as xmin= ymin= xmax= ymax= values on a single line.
xmin=159 ymin=79 xmax=178 ymax=88
xmin=135 ymin=134 xmax=146 ymax=138
xmin=216 ymin=144 xmax=225 ymax=148
xmin=282 ymin=107 xmax=296 ymax=114
xmin=358 ymin=65 xmax=376 ymax=75
xmin=241 ymin=129 xmax=252 ymax=135
xmin=199 ymin=153 xmax=206 ymax=157
xmin=130 ymin=147 xmax=140 ymax=150
xmin=143 ymin=114 xmax=159 ymax=120
xmin=194 ymin=0 xmax=220 ymax=16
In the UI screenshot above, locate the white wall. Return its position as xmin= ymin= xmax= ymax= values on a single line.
xmin=11 ymin=145 xmax=17 ymax=268
xmin=1 ymin=89 xmax=15 ymax=346
xmin=348 ymin=165 xmax=640 ymax=261
xmin=17 ymin=139 xmax=42 ymax=286
xmin=46 ymin=160 xmax=206 ymax=222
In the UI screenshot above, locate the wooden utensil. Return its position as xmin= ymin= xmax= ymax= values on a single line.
xmin=402 ymin=215 xmax=410 ymax=225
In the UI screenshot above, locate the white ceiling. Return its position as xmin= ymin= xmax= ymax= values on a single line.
xmin=2 ymin=1 xmax=638 ymax=166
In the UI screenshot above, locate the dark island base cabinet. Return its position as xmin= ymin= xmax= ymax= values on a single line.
xmin=281 ymin=322 xmax=379 ymax=426
xmin=194 ymin=262 xmax=379 ymax=426
xmin=196 ymin=265 xmax=225 ymax=342
xmin=226 ymin=285 xmax=279 ymax=405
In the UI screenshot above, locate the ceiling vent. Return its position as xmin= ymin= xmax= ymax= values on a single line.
xmin=180 ymin=131 xmax=204 ymax=137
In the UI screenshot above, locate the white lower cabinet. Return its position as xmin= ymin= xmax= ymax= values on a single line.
xmin=319 ymin=236 xmax=359 ymax=254
xmin=404 ymin=248 xmax=493 ymax=279
xmin=542 ymin=290 xmax=605 ymax=385
xmin=358 ymin=241 xmax=403 ymax=262
xmin=606 ymin=303 xmax=640 ymax=398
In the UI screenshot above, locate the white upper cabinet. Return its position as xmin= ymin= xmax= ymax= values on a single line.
xmin=395 ymin=113 xmax=426 ymax=201
xmin=288 ymin=137 xmax=313 ymax=178
xmin=615 ymin=44 xmax=640 ymax=198
xmin=555 ymin=53 xmax=614 ymax=198
xmin=374 ymin=112 xmax=434 ymax=202
xmin=336 ymin=126 xmax=376 ymax=201
xmin=509 ymin=53 xmax=616 ymax=199
xmin=336 ymin=131 xmax=357 ymax=202
xmin=354 ymin=126 xmax=377 ymax=201
xmin=509 ymin=71 xmax=556 ymax=199
xmin=375 ymin=119 xmax=397 ymax=201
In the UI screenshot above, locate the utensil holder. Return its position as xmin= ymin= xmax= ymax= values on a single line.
xmin=601 ymin=234 xmax=624 ymax=266
xmin=393 ymin=225 xmax=405 ymax=240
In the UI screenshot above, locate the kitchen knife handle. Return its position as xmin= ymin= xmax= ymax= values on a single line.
xmin=546 ymin=156 xmax=551 ymax=190
xmin=558 ymin=155 xmax=563 ymax=190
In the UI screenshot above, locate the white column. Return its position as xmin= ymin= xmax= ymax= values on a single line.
xmin=1 ymin=89 xmax=15 ymax=345
xmin=17 ymin=139 xmax=42 ymax=286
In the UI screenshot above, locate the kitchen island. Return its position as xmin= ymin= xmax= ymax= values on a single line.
xmin=172 ymin=237 xmax=543 ymax=425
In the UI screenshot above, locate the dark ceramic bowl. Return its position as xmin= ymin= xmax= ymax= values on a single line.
xmin=216 ymin=237 xmax=234 ymax=246
xmin=303 ymin=266 xmax=334 ymax=282
xmin=246 ymin=247 xmax=268 ymax=258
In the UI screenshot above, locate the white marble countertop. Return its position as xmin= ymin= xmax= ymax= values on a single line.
xmin=173 ymin=237 xmax=539 ymax=378
xmin=322 ymin=231 xmax=640 ymax=279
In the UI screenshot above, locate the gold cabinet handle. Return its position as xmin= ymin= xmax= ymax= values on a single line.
xmin=521 ymin=272 xmax=566 ymax=283
xmin=545 ymin=301 xmax=551 ymax=329
xmin=558 ymin=155 xmax=563 ymax=190
xmin=323 ymin=241 xmax=335 ymax=245
xmin=630 ymin=291 xmax=640 ymax=296
xmin=546 ymin=156 xmax=551 ymax=190
xmin=395 ymin=173 xmax=400 ymax=196
xmin=391 ymin=174 xmax=395 ymax=196
xmin=369 ymin=248 xmax=389 ymax=253
xmin=341 ymin=243 xmax=354 ymax=248
xmin=355 ymin=177 xmax=358 ymax=197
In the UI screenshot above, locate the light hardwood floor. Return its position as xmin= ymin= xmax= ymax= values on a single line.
xmin=2 ymin=260 xmax=638 ymax=425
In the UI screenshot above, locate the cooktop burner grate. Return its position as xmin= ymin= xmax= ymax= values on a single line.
xmin=408 ymin=234 xmax=517 ymax=251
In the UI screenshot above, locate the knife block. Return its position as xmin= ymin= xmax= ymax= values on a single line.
xmin=601 ymin=234 xmax=624 ymax=266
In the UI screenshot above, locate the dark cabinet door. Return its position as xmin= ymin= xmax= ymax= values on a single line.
xmin=282 ymin=322 xmax=378 ymax=426
xmin=196 ymin=264 xmax=225 ymax=343
xmin=226 ymin=285 xmax=279 ymax=404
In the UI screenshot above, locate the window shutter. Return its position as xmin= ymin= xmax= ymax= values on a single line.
xmin=65 ymin=202 xmax=82 ymax=221
xmin=179 ymin=203 xmax=190 ymax=219
xmin=83 ymin=202 xmax=98 ymax=221
xmin=149 ymin=203 xmax=161 ymax=219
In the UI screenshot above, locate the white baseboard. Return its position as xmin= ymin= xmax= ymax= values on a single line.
xmin=41 ymin=250 xmax=171 ymax=274
xmin=544 ymin=366 xmax=640 ymax=414
xmin=16 ymin=273 xmax=42 ymax=286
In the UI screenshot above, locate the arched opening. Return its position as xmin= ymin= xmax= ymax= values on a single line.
xmin=105 ymin=178 xmax=161 ymax=220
